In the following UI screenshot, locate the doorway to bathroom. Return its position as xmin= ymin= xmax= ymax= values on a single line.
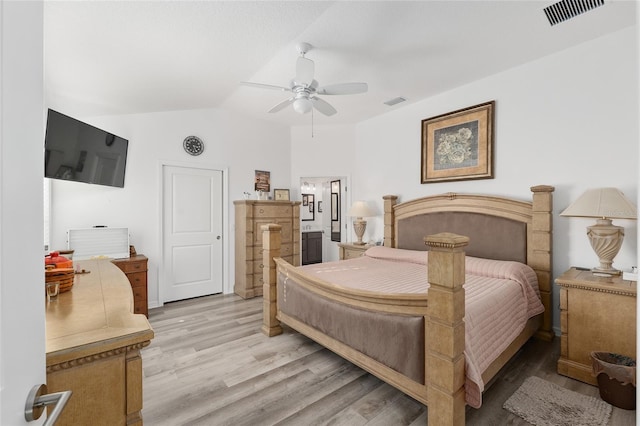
xmin=299 ymin=176 xmax=349 ymax=262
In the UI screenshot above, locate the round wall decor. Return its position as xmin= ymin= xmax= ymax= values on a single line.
xmin=183 ymin=136 xmax=204 ymax=156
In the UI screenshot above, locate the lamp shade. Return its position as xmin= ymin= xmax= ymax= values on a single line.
xmin=348 ymin=201 xmax=374 ymax=218
xmin=560 ymin=188 xmax=637 ymax=220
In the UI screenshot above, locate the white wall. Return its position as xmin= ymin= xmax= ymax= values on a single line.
xmin=293 ymin=27 xmax=638 ymax=334
xmin=290 ymin=124 xmax=355 ymax=200
xmin=49 ymin=108 xmax=291 ymax=307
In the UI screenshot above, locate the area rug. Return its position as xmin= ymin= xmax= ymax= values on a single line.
xmin=503 ymin=376 xmax=612 ymax=426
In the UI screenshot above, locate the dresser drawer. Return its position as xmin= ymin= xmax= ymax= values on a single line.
xmin=251 ymin=253 xmax=295 ymax=274
xmin=132 ymin=285 xmax=147 ymax=302
xmin=128 ymin=271 xmax=147 ymax=288
xmin=133 ymin=301 xmax=147 ymax=316
xmin=253 ymin=259 xmax=266 ymax=274
xmin=114 ymin=259 xmax=147 ymax=274
xmin=253 ymin=205 xmax=292 ymax=218
xmin=252 ymin=243 xmax=293 ymax=260
xmin=252 ymin=272 xmax=265 ymax=287
xmin=253 ymin=219 xmax=292 ymax=244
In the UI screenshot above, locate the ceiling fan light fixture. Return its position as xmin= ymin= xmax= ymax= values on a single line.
xmin=293 ymin=97 xmax=312 ymax=114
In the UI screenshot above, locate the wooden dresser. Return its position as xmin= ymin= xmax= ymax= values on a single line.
xmin=112 ymin=255 xmax=148 ymax=317
xmin=46 ymin=259 xmax=154 ymax=426
xmin=556 ymin=268 xmax=637 ymax=385
xmin=234 ymin=200 xmax=300 ymax=299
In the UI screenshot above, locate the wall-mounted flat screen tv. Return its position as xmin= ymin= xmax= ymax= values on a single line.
xmin=44 ymin=109 xmax=128 ymax=188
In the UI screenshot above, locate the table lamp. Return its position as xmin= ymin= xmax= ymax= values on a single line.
xmin=348 ymin=201 xmax=375 ymax=245
xmin=560 ymin=187 xmax=637 ymax=275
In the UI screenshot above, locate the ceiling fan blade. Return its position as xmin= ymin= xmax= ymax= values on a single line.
xmin=316 ymin=82 xmax=368 ymax=95
xmin=295 ymin=57 xmax=315 ymax=86
xmin=241 ymin=81 xmax=291 ymax=92
xmin=268 ymin=97 xmax=295 ymax=113
xmin=310 ymin=97 xmax=337 ymax=116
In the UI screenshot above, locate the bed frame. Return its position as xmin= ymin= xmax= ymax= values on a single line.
xmin=260 ymin=185 xmax=554 ymax=425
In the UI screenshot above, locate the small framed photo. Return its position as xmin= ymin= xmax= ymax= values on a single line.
xmin=274 ymin=189 xmax=290 ymax=201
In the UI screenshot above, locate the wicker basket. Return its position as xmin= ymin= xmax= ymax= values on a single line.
xmin=45 ymin=268 xmax=75 ymax=293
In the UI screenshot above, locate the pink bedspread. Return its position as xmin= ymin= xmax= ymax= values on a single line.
xmin=298 ymin=246 xmax=544 ymax=408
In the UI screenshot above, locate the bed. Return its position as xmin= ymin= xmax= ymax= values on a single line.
xmin=260 ymin=185 xmax=554 ymax=425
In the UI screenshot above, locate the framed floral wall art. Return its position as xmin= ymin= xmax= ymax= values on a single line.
xmin=421 ymin=101 xmax=494 ymax=183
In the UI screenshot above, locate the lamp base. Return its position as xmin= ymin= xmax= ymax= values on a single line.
xmin=353 ymin=218 xmax=367 ymax=245
xmin=591 ymin=268 xmax=622 ymax=276
xmin=587 ymin=218 xmax=624 ymax=276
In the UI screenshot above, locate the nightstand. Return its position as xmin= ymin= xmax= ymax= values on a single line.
xmin=338 ymin=243 xmax=372 ymax=260
xmin=556 ymin=268 xmax=637 ymax=385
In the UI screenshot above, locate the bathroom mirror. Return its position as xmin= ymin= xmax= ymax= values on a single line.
xmin=301 ymin=194 xmax=315 ymax=221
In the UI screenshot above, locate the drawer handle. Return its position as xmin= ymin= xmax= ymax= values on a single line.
xmin=259 ymin=264 xmax=264 ymax=269
xmin=259 ymin=209 xmax=264 ymax=213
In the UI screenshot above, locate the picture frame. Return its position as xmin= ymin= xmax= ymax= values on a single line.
xmin=421 ymin=101 xmax=494 ymax=183
xmin=254 ymin=170 xmax=271 ymax=192
xmin=273 ymin=189 xmax=290 ymax=201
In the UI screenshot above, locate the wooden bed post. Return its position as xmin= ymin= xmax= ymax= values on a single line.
xmin=530 ymin=185 xmax=555 ymax=341
xmin=424 ymin=232 xmax=468 ymax=426
xmin=261 ymin=224 xmax=283 ymax=337
xmin=383 ymin=195 xmax=398 ymax=247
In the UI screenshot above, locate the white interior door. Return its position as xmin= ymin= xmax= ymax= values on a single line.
xmin=162 ymin=165 xmax=223 ymax=302
xmin=1 ymin=2 xmax=48 ymax=424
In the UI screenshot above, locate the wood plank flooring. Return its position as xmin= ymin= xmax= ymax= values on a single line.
xmin=142 ymin=294 xmax=636 ymax=425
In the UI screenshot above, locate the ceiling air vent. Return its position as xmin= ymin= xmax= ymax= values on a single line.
xmin=384 ymin=97 xmax=406 ymax=107
xmin=544 ymin=0 xmax=605 ymax=26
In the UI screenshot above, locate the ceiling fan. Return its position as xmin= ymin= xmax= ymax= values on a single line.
xmin=241 ymin=42 xmax=368 ymax=117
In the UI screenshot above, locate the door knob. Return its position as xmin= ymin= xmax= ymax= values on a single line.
xmin=25 ymin=384 xmax=72 ymax=425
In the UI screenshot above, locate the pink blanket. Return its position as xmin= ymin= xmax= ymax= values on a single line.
xmin=299 ymin=246 xmax=544 ymax=408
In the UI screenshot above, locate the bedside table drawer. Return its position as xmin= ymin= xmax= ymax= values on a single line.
xmin=338 ymin=243 xmax=372 ymax=260
xmin=343 ymin=249 xmax=365 ymax=259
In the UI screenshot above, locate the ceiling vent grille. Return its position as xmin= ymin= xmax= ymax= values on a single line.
xmin=544 ymin=0 xmax=605 ymax=26
xmin=384 ymin=97 xmax=407 ymax=107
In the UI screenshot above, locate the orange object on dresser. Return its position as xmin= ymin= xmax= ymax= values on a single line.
xmin=45 ymin=251 xmax=73 ymax=269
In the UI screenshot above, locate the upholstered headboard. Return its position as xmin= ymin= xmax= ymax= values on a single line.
xmin=396 ymin=211 xmax=527 ymax=263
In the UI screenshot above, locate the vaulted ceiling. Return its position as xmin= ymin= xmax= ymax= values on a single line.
xmin=44 ymin=1 xmax=636 ymax=126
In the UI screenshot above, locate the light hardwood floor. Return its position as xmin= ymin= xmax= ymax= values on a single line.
xmin=142 ymin=294 xmax=636 ymax=425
